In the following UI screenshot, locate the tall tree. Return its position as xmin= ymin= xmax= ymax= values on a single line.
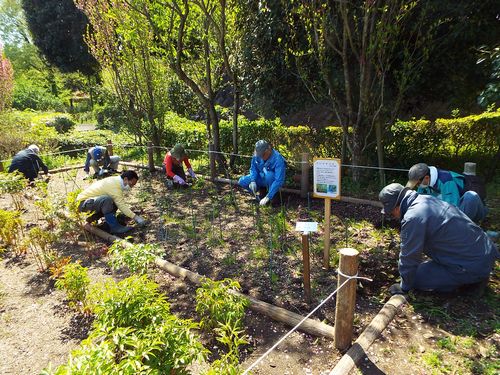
xmin=21 ymin=0 xmax=99 ymax=75
xmin=286 ymin=0 xmax=435 ymax=182
xmin=75 ymin=0 xmax=167 ymax=149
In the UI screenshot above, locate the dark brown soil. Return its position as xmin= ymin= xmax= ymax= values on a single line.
xmin=0 ymin=169 xmax=498 ymax=374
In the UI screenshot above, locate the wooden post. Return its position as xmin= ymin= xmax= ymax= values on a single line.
xmin=323 ymin=198 xmax=332 ymax=269
xmin=147 ymin=141 xmax=155 ymax=172
xmin=0 ymin=161 xmax=4 ymax=172
xmin=334 ymin=248 xmax=359 ymax=351
xmin=329 ymin=295 xmax=407 ymax=374
xmin=106 ymin=139 xmax=113 ymax=156
xmin=300 ymin=152 xmax=310 ymax=198
xmin=209 ymin=143 xmax=216 ymax=181
xmin=301 ymin=233 xmax=311 ymax=303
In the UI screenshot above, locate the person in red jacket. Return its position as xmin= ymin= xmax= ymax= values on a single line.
xmin=163 ymin=144 xmax=196 ymax=185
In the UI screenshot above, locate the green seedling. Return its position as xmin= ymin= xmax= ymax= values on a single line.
xmin=0 ymin=171 xmax=26 ymax=210
xmin=108 ymin=240 xmax=163 ymax=275
xmin=55 ymin=262 xmax=90 ymax=310
xmin=0 ymin=209 xmax=24 ymax=254
xmin=27 ymin=227 xmax=57 ymax=271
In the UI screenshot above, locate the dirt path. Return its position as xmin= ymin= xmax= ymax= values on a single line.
xmin=0 ymin=257 xmax=80 ymax=375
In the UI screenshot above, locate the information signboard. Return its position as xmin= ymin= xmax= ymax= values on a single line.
xmin=313 ymin=158 xmax=341 ymax=199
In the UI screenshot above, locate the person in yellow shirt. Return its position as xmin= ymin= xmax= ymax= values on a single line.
xmin=77 ymin=170 xmax=146 ymax=234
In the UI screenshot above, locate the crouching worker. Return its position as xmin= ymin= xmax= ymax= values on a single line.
xmin=163 ymin=143 xmax=196 ymax=186
xmin=238 ymin=140 xmax=286 ymax=206
xmin=77 ymin=170 xmax=147 ymax=234
xmin=8 ymin=144 xmax=49 ymax=182
xmin=379 ymin=183 xmax=498 ymax=295
xmin=84 ymin=145 xmax=120 ymax=179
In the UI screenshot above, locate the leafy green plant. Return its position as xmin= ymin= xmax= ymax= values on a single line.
xmin=27 ymin=227 xmax=57 ymax=271
xmin=196 ymin=278 xmax=249 ymax=361
xmin=0 ymin=171 xmax=26 ymax=210
xmin=108 ymin=240 xmax=163 ymax=275
xmin=34 ymin=195 xmax=61 ymax=229
xmin=46 ymin=116 xmax=75 ymax=134
xmin=55 ymin=262 xmax=90 ymax=309
xmin=0 ymin=209 xmax=24 ymax=254
xmin=47 ymin=275 xmax=207 ymax=374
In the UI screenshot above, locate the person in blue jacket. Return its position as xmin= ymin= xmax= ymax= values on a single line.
xmin=406 ymin=163 xmax=487 ymax=223
xmin=238 ymin=140 xmax=286 ymax=206
xmin=379 ymin=183 xmax=498 ymax=295
xmin=84 ymin=146 xmax=120 ymax=179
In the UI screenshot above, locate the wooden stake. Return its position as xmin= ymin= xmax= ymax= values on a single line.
xmin=334 ymin=248 xmax=359 ymax=350
xmin=301 ymin=233 xmax=311 ymax=303
xmin=330 ymin=295 xmax=407 ymax=374
xmin=147 ymin=141 xmax=155 ymax=172
xmin=300 ymin=152 xmax=310 ymax=198
xmin=106 ymin=139 xmax=113 ymax=156
xmin=323 ymin=198 xmax=331 ymax=269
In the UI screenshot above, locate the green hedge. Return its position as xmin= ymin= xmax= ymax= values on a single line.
xmin=386 ymin=109 xmax=500 ymax=173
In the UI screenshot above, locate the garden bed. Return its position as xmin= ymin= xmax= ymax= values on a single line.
xmin=0 ymin=169 xmax=498 ymax=374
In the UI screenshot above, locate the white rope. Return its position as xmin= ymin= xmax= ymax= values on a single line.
xmin=242 ymin=272 xmax=373 ymax=375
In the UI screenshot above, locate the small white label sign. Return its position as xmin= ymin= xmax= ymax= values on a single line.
xmin=295 ymin=221 xmax=318 ymax=233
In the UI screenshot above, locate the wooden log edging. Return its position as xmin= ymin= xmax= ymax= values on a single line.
xmin=329 ymin=294 xmax=407 ymax=375
xmin=83 ymin=223 xmax=336 ymax=340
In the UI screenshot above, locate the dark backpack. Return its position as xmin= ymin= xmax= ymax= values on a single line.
xmin=462 ymin=174 xmax=487 ymax=202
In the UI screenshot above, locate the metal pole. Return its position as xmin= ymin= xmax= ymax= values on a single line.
xmin=301 ymin=152 xmax=310 ymax=198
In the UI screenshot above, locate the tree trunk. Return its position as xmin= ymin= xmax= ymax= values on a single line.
xmin=230 ymin=87 xmax=239 ymax=169
xmin=375 ymin=121 xmax=385 ymax=187
xmin=351 ymin=129 xmax=364 ymax=182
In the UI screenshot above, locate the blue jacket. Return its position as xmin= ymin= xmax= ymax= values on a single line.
xmin=84 ymin=146 xmax=111 ymax=173
xmin=398 ymin=191 xmax=498 ymax=291
xmin=249 ymin=149 xmax=286 ymax=199
xmin=417 ymin=169 xmax=465 ymax=207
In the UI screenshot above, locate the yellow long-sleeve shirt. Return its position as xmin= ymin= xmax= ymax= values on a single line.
xmin=77 ymin=175 xmax=135 ymax=219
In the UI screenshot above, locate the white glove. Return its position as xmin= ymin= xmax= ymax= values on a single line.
xmin=259 ymin=196 xmax=270 ymax=206
xmin=134 ymin=215 xmax=146 ymax=226
xmin=188 ymin=168 xmax=196 ymax=179
xmin=249 ymin=181 xmax=257 ymax=193
xmin=173 ymin=175 xmax=186 ymax=185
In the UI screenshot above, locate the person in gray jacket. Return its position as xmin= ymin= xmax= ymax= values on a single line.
xmin=379 ymin=183 xmax=498 ymax=294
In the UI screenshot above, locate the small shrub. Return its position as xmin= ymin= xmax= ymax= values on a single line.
xmin=55 ymin=262 xmax=90 ymax=309
xmin=27 ymin=227 xmax=57 ymax=271
xmin=0 ymin=171 xmax=27 ymax=210
xmin=0 ymin=209 xmax=24 ymax=254
xmin=47 ymin=116 xmax=75 ymax=134
xmin=196 ymin=278 xmax=249 ymax=360
xmin=108 ymin=240 xmax=163 ymax=275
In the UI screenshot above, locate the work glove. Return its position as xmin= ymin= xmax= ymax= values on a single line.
xmin=173 ymin=175 xmax=186 ymax=185
xmin=389 ymin=283 xmax=407 ymax=295
xmin=259 ymin=196 xmax=270 ymax=206
xmin=134 ymin=215 xmax=147 ymax=226
xmin=249 ymin=181 xmax=257 ymax=194
xmin=188 ymin=168 xmax=197 ymax=179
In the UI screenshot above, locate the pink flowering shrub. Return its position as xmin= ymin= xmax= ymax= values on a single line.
xmin=0 ymin=46 xmax=14 ymax=111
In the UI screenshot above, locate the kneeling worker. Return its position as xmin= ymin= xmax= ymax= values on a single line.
xmin=379 ymin=183 xmax=498 ymax=295
xmin=77 ymin=170 xmax=147 ymax=234
xmin=238 ymin=140 xmax=286 ymax=206
xmin=84 ymin=145 xmax=120 ymax=178
xmin=8 ymin=144 xmax=49 ymax=182
xmin=163 ymin=143 xmax=196 ymax=186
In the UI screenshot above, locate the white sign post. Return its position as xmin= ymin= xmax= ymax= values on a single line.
xmin=313 ymin=158 xmax=342 ymax=269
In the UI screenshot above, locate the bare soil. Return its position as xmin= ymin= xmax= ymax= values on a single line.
xmin=0 ymin=169 xmax=498 ymax=374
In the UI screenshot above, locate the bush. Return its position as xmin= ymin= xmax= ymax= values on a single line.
xmin=55 ymin=262 xmax=90 ymax=307
xmin=46 ymin=116 xmax=75 ymax=134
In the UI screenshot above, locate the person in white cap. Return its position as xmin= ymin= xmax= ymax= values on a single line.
xmin=406 ymin=163 xmax=487 ymax=222
xmin=8 ymin=144 xmax=49 ymax=182
xmin=238 ymin=140 xmax=286 ymax=206
xmin=379 ymin=183 xmax=498 ymax=295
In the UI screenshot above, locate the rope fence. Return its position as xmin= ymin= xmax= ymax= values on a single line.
xmin=242 ymin=271 xmax=372 ymax=374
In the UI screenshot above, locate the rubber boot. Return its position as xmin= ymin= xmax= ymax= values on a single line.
xmin=104 ymin=213 xmax=133 ymax=235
